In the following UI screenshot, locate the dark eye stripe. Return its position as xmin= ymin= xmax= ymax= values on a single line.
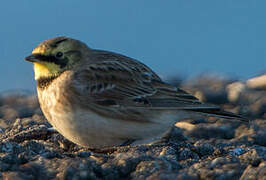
xmin=34 ymin=54 xmax=57 ymax=62
xmin=34 ymin=54 xmax=68 ymax=68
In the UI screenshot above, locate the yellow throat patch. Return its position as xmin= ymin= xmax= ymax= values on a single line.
xmin=33 ymin=62 xmax=60 ymax=80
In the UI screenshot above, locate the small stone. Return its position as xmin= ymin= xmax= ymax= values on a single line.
xmin=76 ymin=151 xmax=91 ymax=158
xmin=0 ymin=142 xmax=20 ymax=153
xmin=247 ymin=74 xmax=266 ymax=90
xmin=210 ymin=157 xmax=227 ymax=168
xmin=229 ymin=148 xmax=246 ymax=156
xmin=178 ymin=148 xmax=199 ymax=161
xmin=226 ymin=82 xmax=245 ymax=102
xmin=40 ymin=151 xmax=59 ymax=159
xmin=254 ymin=131 xmax=266 ymax=146
xmin=13 ymin=118 xmax=22 ymax=130
xmin=194 ymin=142 xmax=214 ymax=157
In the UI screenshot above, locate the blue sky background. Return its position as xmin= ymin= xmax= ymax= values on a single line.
xmin=0 ymin=1 xmax=265 ymax=92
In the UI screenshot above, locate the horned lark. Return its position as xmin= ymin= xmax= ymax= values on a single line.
xmin=25 ymin=37 xmax=246 ymax=148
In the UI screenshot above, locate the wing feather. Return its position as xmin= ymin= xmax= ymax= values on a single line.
xmin=72 ymin=50 xmax=246 ymax=121
xmin=74 ymin=59 xmax=208 ymax=109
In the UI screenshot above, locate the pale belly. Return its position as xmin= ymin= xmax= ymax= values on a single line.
xmin=46 ymin=108 xmax=177 ymax=148
xmin=37 ymin=86 xmax=179 ymax=148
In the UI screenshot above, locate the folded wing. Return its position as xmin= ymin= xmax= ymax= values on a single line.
xmin=73 ymin=50 xmax=247 ymax=121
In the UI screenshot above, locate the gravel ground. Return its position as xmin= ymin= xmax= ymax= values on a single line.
xmin=0 ymin=75 xmax=265 ymax=180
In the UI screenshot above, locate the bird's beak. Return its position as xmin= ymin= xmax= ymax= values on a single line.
xmin=25 ymin=54 xmax=42 ymax=63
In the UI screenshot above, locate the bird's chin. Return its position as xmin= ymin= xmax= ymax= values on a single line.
xmin=33 ymin=63 xmax=50 ymax=80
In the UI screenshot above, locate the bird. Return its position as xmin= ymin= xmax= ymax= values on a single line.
xmin=25 ymin=37 xmax=246 ymax=148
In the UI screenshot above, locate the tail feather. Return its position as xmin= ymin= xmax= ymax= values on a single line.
xmin=188 ymin=108 xmax=249 ymax=122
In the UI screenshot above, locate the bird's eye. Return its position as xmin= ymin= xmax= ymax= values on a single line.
xmin=55 ymin=52 xmax=63 ymax=58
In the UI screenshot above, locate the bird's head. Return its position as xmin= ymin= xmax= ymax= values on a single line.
xmin=25 ymin=37 xmax=89 ymax=80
